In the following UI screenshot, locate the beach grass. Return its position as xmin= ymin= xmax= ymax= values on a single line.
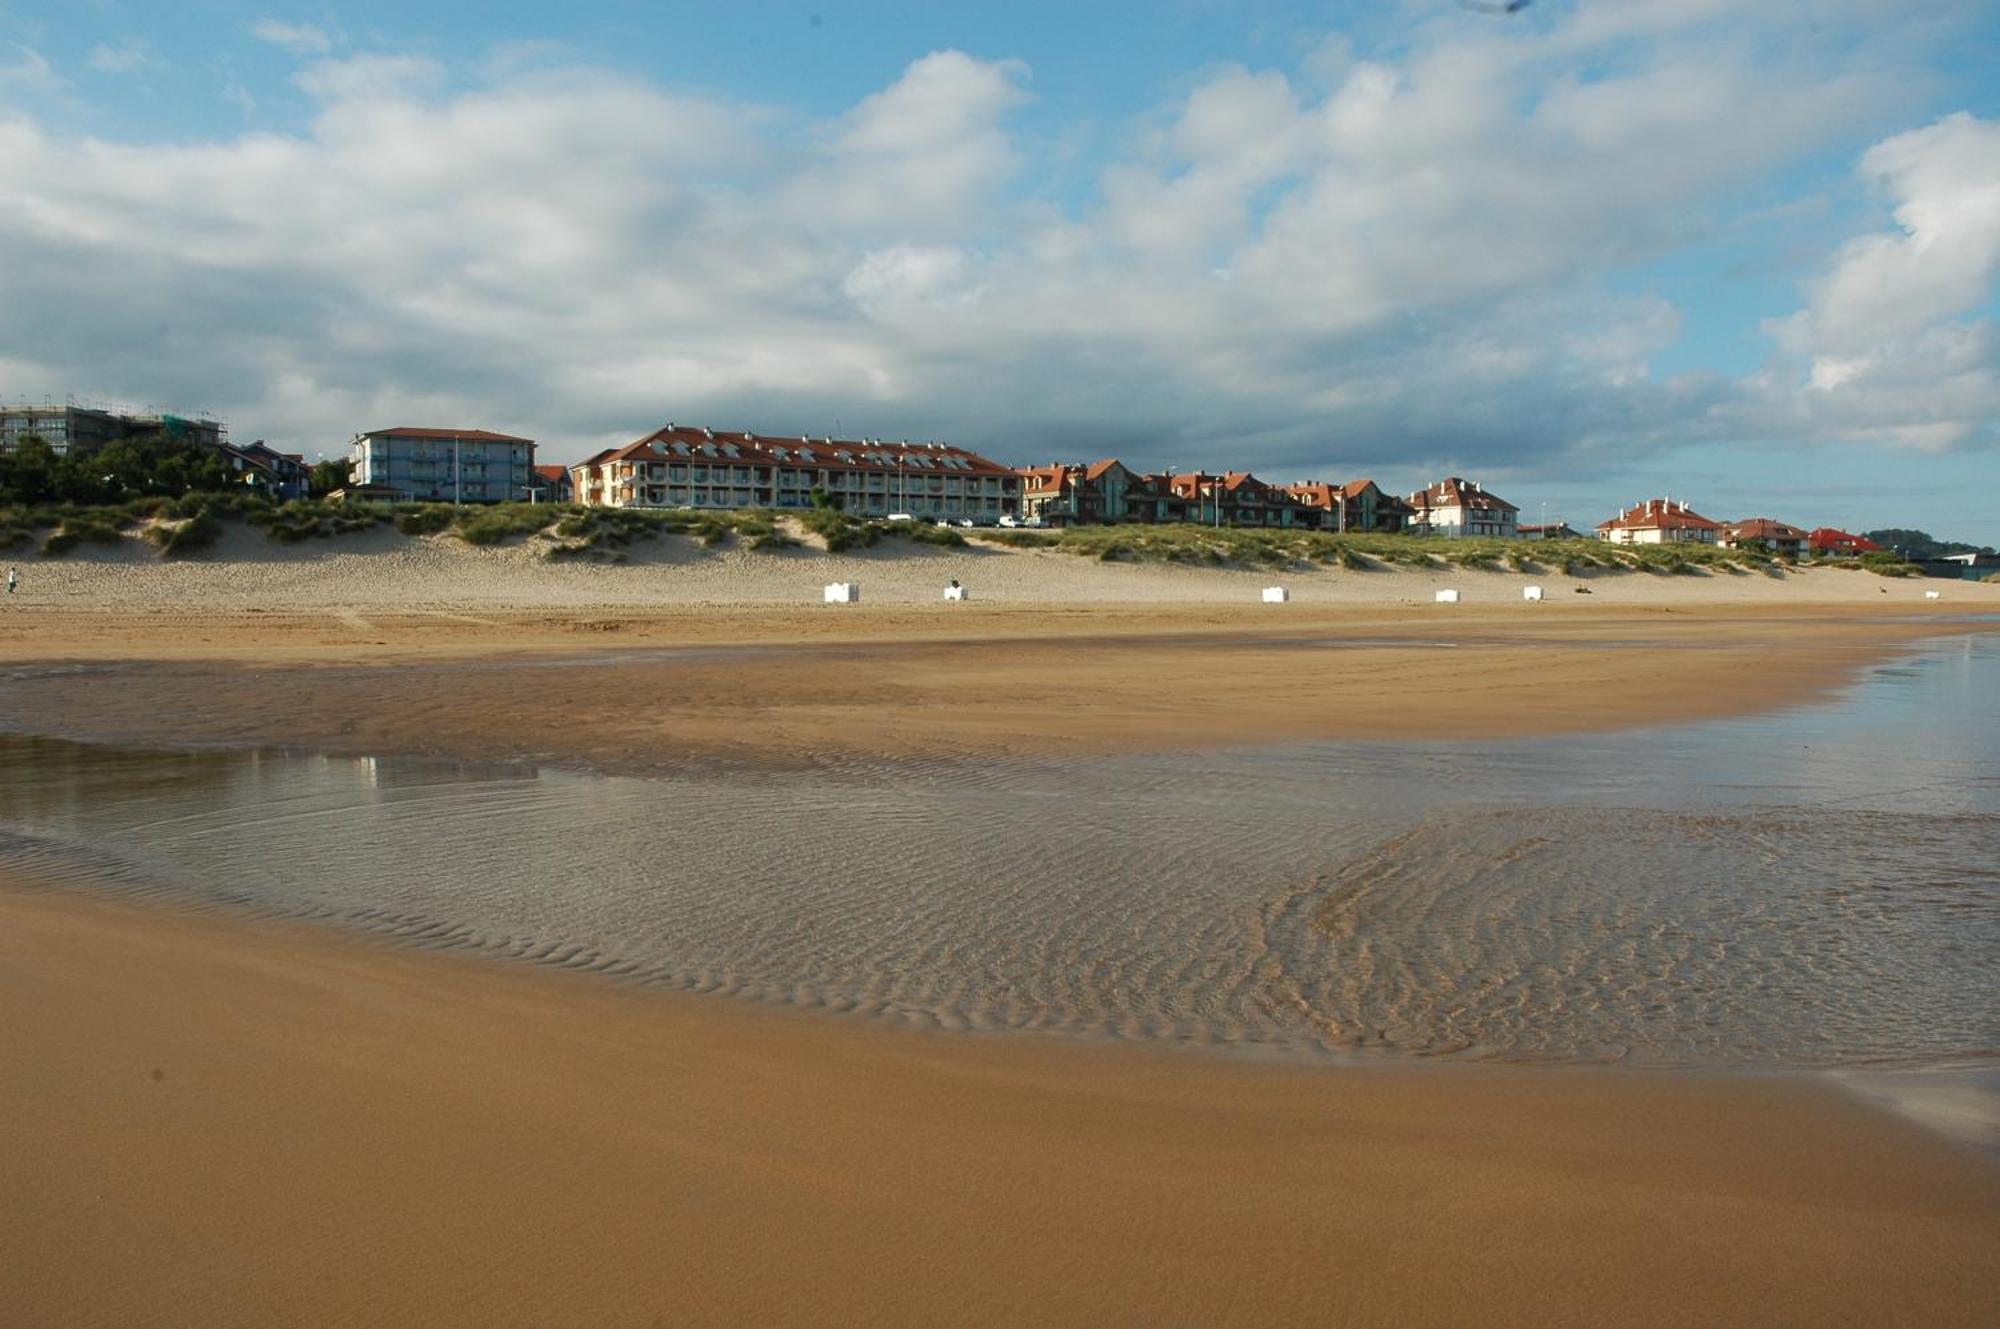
xmin=0 ymin=499 xmax=1937 ymax=577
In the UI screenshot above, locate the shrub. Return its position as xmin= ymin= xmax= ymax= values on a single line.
xmin=41 ymin=518 xmax=122 ymax=556
xmin=1858 ymin=550 xmax=1920 ymax=577
xmin=800 ymin=507 xmax=881 ymax=552
xmin=265 ymin=520 xmax=318 ymax=544
xmin=903 ymin=522 xmax=967 ymax=548
xmin=453 ymin=504 xmax=555 ymax=546
xmin=396 ymin=506 xmax=454 ymax=535
xmin=154 ymin=511 xmax=223 ymax=557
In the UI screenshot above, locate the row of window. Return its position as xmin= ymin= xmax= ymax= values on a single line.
xmin=615 ymin=491 xmax=1010 ymax=514
xmin=617 ymin=463 xmax=1013 ymax=490
xmin=644 ymin=440 xmax=988 ymax=472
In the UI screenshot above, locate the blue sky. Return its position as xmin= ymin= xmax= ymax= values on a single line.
xmin=3 ymin=1 xmax=1997 ymax=539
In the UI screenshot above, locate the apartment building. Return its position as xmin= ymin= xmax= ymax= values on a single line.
xmin=1597 ymin=498 xmax=1723 ymax=545
xmin=1020 ymin=460 xmax=1325 ymax=528
xmin=350 ymin=427 xmax=536 ymax=504
xmin=1286 ymin=479 xmax=1412 ymax=533
xmin=572 ymin=423 xmax=1021 ymax=521
xmin=1406 ymin=477 xmax=1519 ymax=537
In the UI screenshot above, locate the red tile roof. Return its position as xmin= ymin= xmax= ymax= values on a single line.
xmin=1286 ymin=482 xmax=1343 ymax=509
xmin=1597 ymin=498 xmax=1723 ymax=533
xmin=575 ymin=423 xmax=1016 ymax=479
xmin=1806 ymin=528 xmax=1883 ymax=553
xmin=1724 ymin=517 xmax=1806 ymax=542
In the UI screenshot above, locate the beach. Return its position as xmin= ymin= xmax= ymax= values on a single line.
xmin=1 ymin=531 xmax=1992 ymax=769
xmin=4 ymin=876 xmax=1997 ymax=1328
xmin=3 ymin=537 xmax=1998 ymax=1325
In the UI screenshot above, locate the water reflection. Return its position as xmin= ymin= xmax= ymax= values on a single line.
xmin=2 ymin=635 xmax=1995 ymax=1070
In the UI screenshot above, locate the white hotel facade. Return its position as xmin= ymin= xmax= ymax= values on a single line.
xmin=572 ymin=423 xmax=1022 ymax=521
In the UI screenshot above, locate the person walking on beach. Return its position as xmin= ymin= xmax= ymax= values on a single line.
xmin=5 ymin=566 xmax=15 ymax=596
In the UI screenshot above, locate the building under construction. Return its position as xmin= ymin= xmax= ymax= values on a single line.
xmin=0 ymin=402 xmax=226 ymax=458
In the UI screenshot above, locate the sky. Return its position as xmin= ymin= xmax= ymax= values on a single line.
xmin=1 ymin=1 xmax=1996 ymax=539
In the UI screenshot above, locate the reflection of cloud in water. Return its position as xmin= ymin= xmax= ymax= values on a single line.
xmin=0 ymin=636 xmax=1995 ymax=1078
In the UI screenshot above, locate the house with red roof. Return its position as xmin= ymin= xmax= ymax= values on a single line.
xmin=572 ymin=423 xmax=1019 ymax=522
xmin=1018 ymin=458 xmax=1164 ymax=525
xmin=1152 ymin=470 xmax=1317 ymax=527
xmin=1597 ymin=498 xmax=1723 ymax=545
xmin=1406 ymin=477 xmax=1519 ymax=538
xmin=1346 ymin=480 xmax=1412 ymax=532
xmin=530 ymin=464 xmax=574 ymax=505
xmin=1806 ymin=528 xmax=1883 ymax=557
xmin=350 ymin=427 xmax=536 ymax=504
xmin=1720 ymin=517 xmax=1807 ymax=558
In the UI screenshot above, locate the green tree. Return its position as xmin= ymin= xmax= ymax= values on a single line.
xmin=308 ymin=458 xmax=354 ymax=497
xmin=0 ymin=435 xmax=59 ymax=504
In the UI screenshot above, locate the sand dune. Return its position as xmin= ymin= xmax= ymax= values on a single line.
xmin=8 ymin=520 xmax=1989 ymax=612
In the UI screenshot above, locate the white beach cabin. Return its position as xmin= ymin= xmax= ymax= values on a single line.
xmin=824 ymin=582 xmax=860 ymax=603
xmin=1262 ymin=587 xmax=1289 ymax=603
xmin=1435 ymin=589 xmax=1461 ymax=604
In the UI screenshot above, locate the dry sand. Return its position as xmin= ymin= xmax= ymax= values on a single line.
xmin=4 ymin=537 xmax=1998 ymax=1325
xmin=3 ymin=877 xmax=1996 ymax=1329
xmin=1 ymin=530 xmax=1993 ymax=768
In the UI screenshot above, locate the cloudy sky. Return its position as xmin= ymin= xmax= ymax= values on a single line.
xmin=2 ymin=1 xmax=1996 ymax=537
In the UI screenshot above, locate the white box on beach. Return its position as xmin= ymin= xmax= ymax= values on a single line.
xmin=944 ymin=585 xmax=967 ymax=601
xmin=1435 ymin=589 xmax=1461 ymax=604
xmin=1262 ymin=586 xmax=1288 ymax=603
xmin=824 ymin=582 xmax=859 ymax=603
xmin=1925 ymin=590 xmax=1942 ymax=599
xmin=1523 ymin=585 xmax=1544 ymax=601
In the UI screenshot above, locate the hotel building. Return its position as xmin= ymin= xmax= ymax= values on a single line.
xmin=572 ymin=423 xmax=1022 ymax=521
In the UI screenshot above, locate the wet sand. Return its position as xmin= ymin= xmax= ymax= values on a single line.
xmin=0 ymin=601 xmax=1988 ymax=768
xmin=3 ymin=876 xmax=1996 ymax=1328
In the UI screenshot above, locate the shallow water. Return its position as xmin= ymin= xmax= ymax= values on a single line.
xmin=1 ymin=633 xmax=1995 ymax=1073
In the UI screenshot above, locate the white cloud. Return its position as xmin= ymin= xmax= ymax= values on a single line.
xmin=250 ymin=19 xmax=335 ymax=57
xmin=796 ymin=49 xmax=1029 ymax=236
xmin=0 ymin=10 xmax=1989 ymax=481
xmin=87 ymin=42 xmax=154 ymax=76
xmin=1759 ymin=112 xmax=2000 ymax=449
xmin=0 ymin=44 xmax=63 ymax=102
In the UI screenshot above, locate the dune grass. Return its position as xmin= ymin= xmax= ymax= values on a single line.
xmin=972 ymin=524 xmax=1867 ymax=575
